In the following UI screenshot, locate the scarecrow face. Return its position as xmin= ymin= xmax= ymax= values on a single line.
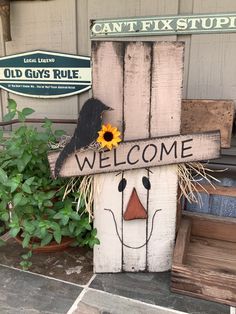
xmin=105 ymin=171 xmax=161 ymax=249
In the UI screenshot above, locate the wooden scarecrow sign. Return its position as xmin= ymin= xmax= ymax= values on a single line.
xmin=48 ymin=41 xmax=220 ymax=273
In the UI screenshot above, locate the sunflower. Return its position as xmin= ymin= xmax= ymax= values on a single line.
xmin=97 ymin=124 xmax=122 ymax=150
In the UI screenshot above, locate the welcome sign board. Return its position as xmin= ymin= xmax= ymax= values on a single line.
xmin=91 ymin=12 xmax=236 ymax=38
xmin=0 ymin=51 xmax=91 ymax=98
xmin=48 ymin=131 xmax=220 ymax=177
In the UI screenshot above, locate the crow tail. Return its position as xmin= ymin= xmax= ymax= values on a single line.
xmin=54 ymin=140 xmax=75 ymax=178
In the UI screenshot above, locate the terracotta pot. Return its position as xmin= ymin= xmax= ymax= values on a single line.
xmin=15 ymin=235 xmax=74 ymax=253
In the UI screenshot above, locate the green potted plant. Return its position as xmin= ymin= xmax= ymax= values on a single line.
xmin=0 ymin=99 xmax=99 ymax=266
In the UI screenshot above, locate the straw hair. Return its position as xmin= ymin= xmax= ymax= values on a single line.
xmin=177 ymin=162 xmax=223 ymax=206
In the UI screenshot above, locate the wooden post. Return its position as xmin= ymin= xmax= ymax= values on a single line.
xmin=92 ymin=41 xmax=184 ymax=272
xmin=92 ymin=42 xmax=124 ymax=272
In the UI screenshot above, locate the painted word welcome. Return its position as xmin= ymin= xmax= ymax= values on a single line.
xmin=48 ymin=131 xmax=220 ymax=177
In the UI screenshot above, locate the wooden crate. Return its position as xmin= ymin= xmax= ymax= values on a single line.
xmin=181 ymin=99 xmax=235 ymax=148
xmin=171 ymin=185 xmax=236 ymax=306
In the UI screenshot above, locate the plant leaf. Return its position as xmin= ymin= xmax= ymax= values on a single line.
xmin=13 ymin=192 xmax=23 ymax=207
xmin=25 ymin=177 xmax=35 ymax=185
xmin=20 ymin=260 xmax=32 ymax=270
xmin=18 ymin=111 xmax=25 ymax=122
xmin=3 ymin=111 xmax=16 ymax=122
xmin=8 ymin=99 xmax=17 ymax=111
xmin=22 ymin=233 xmax=31 ymax=248
xmin=0 ymin=168 xmax=8 ymax=185
xmin=22 ymin=108 xmax=35 ymax=117
xmin=54 ymin=129 xmax=66 ymax=137
xmin=10 ymin=227 xmax=20 ymax=237
xmin=22 ymin=183 xmax=32 ymax=194
xmin=53 ymin=230 xmax=62 ymax=244
xmin=42 ymin=118 xmax=52 ymax=128
xmin=41 ymin=233 xmax=53 ymax=246
xmin=1 ymin=212 xmax=9 ymax=222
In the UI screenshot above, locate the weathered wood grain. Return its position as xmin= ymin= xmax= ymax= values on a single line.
xmin=184 ymin=211 xmax=236 ymax=242
xmin=48 ymin=131 xmax=221 ymax=177
xmin=147 ymin=42 xmax=184 ymax=271
xmin=171 ymin=211 xmax=236 ymax=306
xmin=122 ymin=42 xmax=151 ymax=271
xmin=172 ymin=264 xmax=236 ymax=306
xmin=92 ymin=42 xmax=124 ymax=273
xmin=173 ymin=217 xmax=191 ymax=264
xmin=181 ymin=99 xmax=234 ymax=148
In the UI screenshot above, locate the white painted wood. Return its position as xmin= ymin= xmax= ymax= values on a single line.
xmin=48 ymin=131 xmax=221 ymax=177
xmin=122 ymin=42 xmax=151 ymax=271
xmin=92 ymin=42 xmax=124 ymax=273
xmin=148 ymin=42 xmax=184 ymax=271
xmin=91 ymin=41 xmax=184 ymax=273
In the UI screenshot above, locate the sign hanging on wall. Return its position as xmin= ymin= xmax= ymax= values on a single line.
xmin=91 ymin=12 xmax=236 ymax=38
xmin=0 ymin=51 xmax=91 ymax=98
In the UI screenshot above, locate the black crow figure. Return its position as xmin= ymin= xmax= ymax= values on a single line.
xmin=54 ymin=98 xmax=112 ymax=178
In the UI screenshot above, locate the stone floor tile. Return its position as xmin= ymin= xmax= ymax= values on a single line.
xmin=90 ymin=272 xmax=230 ymax=314
xmin=73 ymin=289 xmax=186 ymax=314
xmin=0 ymin=265 xmax=82 ymax=314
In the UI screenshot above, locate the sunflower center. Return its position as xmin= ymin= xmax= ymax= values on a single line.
xmin=103 ymin=131 xmax=114 ymax=142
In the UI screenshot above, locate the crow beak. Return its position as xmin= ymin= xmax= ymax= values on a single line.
xmin=106 ymin=106 xmax=113 ymax=111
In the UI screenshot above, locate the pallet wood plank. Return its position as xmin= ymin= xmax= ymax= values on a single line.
xmin=187 ymin=237 xmax=236 ymax=263
xmin=173 ymin=217 xmax=191 ymax=264
xmin=92 ymin=42 xmax=124 ymax=273
xmin=171 ymin=212 xmax=236 ymax=306
xmin=147 ymin=42 xmax=184 ymax=271
xmin=184 ymin=211 xmax=236 ymax=242
xmin=181 ymin=99 xmax=234 ymax=148
xmin=172 ymin=264 xmax=236 ymax=306
xmin=48 ymin=131 xmax=220 ymax=177
xmin=122 ymin=42 xmax=151 ymax=271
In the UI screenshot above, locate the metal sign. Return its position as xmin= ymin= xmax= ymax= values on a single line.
xmin=0 ymin=50 xmax=91 ymax=98
xmin=91 ymin=12 xmax=236 ymax=38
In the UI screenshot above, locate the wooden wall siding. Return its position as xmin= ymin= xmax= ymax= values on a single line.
xmin=92 ymin=41 xmax=183 ymax=272
xmin=187 ymin=0 xmax=236 ymax=102
xmin=0 ymin=0 xmax=235 ymax=127
xmin=0 ymin=0 xmax=78 ymax=133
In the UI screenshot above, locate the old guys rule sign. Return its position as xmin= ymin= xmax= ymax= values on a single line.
xmin=0 ymin=50 xmax=91 ymax=98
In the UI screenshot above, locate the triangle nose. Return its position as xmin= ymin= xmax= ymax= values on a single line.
xmin=123 ymin=188 xmax=147 ymax=221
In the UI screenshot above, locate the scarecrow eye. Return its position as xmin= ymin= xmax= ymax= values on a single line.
xmin=118 ymin=178 xmax=127 ymax=192
xmin=142 ymin=176 xmax=151 ymax=190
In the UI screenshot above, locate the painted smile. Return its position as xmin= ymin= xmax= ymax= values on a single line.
xmin=104 ymin=208 xmax=161 ymax=249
